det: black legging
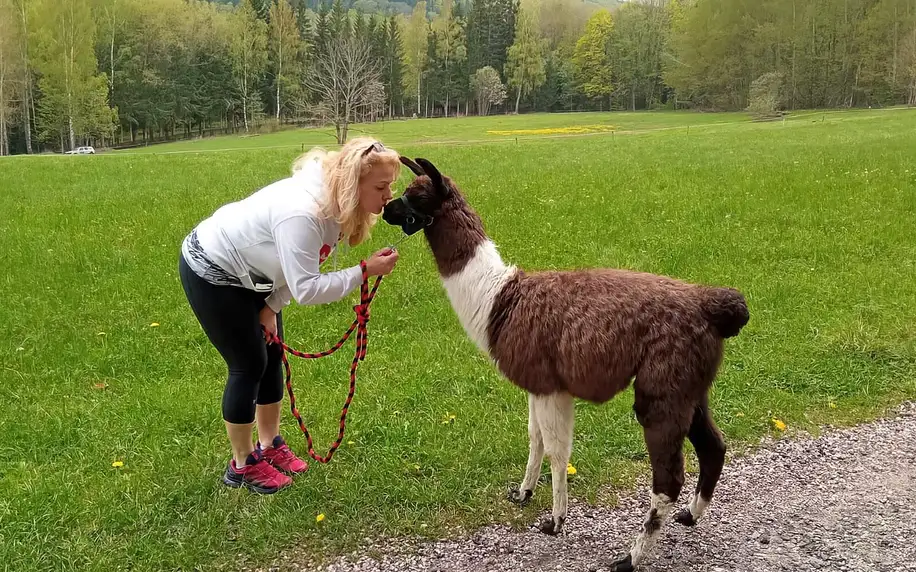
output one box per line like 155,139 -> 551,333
179,253 -> 285,424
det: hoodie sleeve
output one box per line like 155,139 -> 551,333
270,214 -> 362,306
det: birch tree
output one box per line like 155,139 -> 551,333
230,0 -> 268,132
269,0 -> 300,121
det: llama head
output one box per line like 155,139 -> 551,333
382,157 -> 458,235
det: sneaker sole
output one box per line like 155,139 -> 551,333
222,472 -> 289,494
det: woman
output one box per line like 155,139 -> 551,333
178,137 -> 401,494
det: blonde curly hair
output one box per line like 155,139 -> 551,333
291,137 -> 401,246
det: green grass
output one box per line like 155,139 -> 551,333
2,108 -> 915,571
111,109 -> 760,154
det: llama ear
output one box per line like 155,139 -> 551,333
415,158 -> 448,196
399,156 -> 425,177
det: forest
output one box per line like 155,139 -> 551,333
0,0 -> 914,153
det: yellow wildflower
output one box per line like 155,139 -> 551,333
772,418 -> 787,431
316,514 -> 325,523
567,463 -> 577,476
112,461 -> 124,468
486,125 -> 616,137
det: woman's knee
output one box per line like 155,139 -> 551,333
257,353 -> 284,405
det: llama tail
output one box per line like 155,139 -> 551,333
701,287 -> 750,338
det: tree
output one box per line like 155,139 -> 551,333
309,37 -> 382,143
0,0 -> 23,155
313,1 -> 330,59
328,0 -> 350,40
902,27 -> 916,105
432,0 -> 467,116
607,0 -> 670,111
471,65 -> 506,115
364,79 -> 386,122
538,0 -> 593,57
402,1 -> 428,115
230,0 -> 268,131
467,0 -> 519,79
11,0 -> 34,153
746,71 -> 785,116
31,0 -> 115,150
250,0 -> 270,22
572,9 -> 613,106
505,0 -> 547,113
269,0 -> 301,121
385,15 -> 404,117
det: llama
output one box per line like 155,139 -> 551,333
382,157 -> 750,572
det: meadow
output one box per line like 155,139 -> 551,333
1,108 -> 915,571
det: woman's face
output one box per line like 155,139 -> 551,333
358,161 -> 397,215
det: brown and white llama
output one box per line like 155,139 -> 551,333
382,157 -> 750,572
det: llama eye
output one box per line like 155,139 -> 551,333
406,216 -> 416,225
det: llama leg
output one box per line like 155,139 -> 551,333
675,398 -> 726,527
509,393 -> 544,506
610,396 -> 689,572
533,392 -> 574,535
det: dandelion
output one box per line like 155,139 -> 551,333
441,412 -> 456,425
316,514 -> 325,523
567,463 -> 577,476
829,402 -> 837,409
150,322 -> 160,327
772,418 -> 787,431
112,461 -> 124,468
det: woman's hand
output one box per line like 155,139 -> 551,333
365,248 -> 399,277
260,305 -> 278,340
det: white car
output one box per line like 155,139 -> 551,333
65,146 -> 96,154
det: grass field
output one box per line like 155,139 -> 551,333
2,109 -> 915,571
106,108 -> 866,155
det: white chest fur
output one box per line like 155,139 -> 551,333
441,240 -> 515,356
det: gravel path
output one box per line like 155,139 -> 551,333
284,402 -> 916,572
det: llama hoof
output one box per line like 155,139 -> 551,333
537,516 -> 564,535
674,508 -> 697,527
609,553 -> 634,572
507,487 -> 532,506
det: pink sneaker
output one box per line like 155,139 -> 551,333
222,449 -> 292,494
259,435 -> 309,475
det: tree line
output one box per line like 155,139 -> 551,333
0,0 -> 914,155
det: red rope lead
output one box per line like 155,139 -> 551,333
263,260 -> 382,464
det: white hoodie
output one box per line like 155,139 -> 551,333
181,156 -> 362,312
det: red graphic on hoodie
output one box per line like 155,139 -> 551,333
319,244 -> 331,264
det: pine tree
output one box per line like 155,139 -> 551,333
314,1 -> 330,59
386,15 -> 404,117
329,0 -> 350,41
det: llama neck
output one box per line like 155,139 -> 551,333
426,199 -> 515,355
